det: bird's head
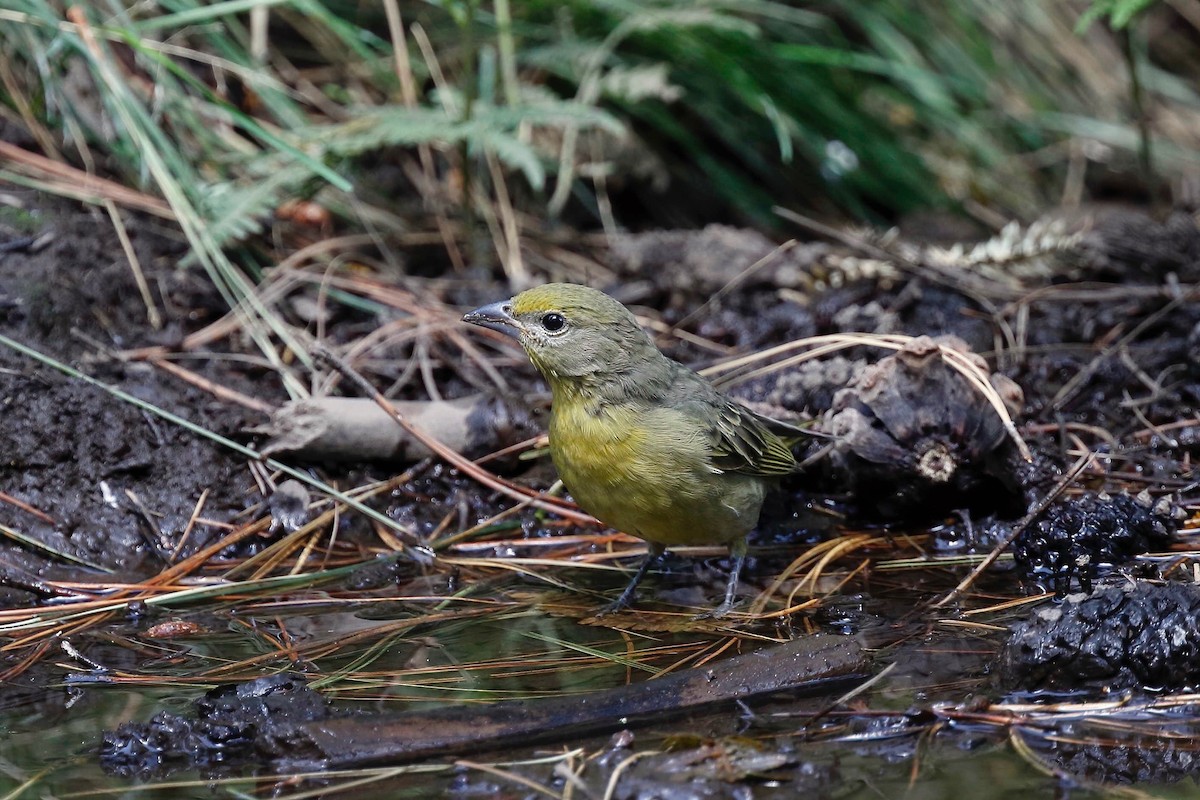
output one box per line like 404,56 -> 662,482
463,283 -> 661,383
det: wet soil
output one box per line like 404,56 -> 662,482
0,198 -> 264,586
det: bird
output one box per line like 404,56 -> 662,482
463,283 -> 807,616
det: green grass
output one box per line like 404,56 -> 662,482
2,0 -> 1198,243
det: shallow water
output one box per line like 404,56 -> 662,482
4,595 -> 1199,800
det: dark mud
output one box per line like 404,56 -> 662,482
0,198 -> 273,584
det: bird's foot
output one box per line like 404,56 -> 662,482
594,585 -> 641,617
692,599 -> 738,620
694,541 -> 747,621
593,596 -> 632,618
593,546 -> 663,617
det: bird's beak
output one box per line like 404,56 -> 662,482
462,299 -> 521,339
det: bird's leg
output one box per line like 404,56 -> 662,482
597,543 -> 666,616
696,536 -> 748,620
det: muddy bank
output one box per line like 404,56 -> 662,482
0,199 -> 265,588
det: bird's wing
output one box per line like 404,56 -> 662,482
750,411 -> 819,445
705,399 -> 798,477
662,361 -> 801,477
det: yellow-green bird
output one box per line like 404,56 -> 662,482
464,283 -> 806,616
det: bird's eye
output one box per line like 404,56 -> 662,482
542,312 -> 567,333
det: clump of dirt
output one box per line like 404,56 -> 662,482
820,335 -> 1025,518
1077,208 -> 1200,281
607,224 -> 835,297
2,202 -> 206,354
99,675 -> 333,779
1020,720 -> 1200,788
1013,492 -> 1184,593
1002,582 -> 1200,691
388,462 -> 514,541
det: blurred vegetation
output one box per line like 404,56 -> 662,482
2,0 -> 1200,247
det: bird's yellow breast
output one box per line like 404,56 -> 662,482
548,396 -> 649,511
547,392 -> 762,547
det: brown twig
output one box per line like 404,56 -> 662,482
170,488 -> 210,563
313,344 -> 596,526
104,199 -> 162,329
0,141 -> 173,219
148,357 -> 274,413
0,492 -> 55,525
